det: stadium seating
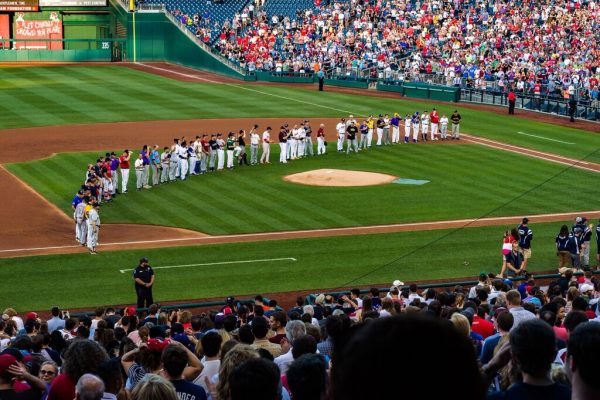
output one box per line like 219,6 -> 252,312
261,0 -> 318,19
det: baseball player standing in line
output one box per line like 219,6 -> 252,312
119,150 -> 131,194
297,123 -> 306,158
110,152 -> 119,194
366,115 -> 374,148
440,114 -> 449,140
250,126 -> 260,165
135,154 -> 145,190
216,134 -> 225,171
346,121 -> 359,154
421,111 -> 430,142
390,113 -> 400,144
226,132 -> 236,169
336,118 -> 346,152
73,193 -> 87,246
278,126 -> 288,163
596,221 -> 600,267
376,114 -> 384,146
383,114 -> 391,145
290,124 -> 299,160
140,145 -> 151,188
200,134 -> 210,173
451,110 -> 462,139
430,108 -> 440,140
86,203 -> 100,254
188,138 -> 199,176
74,196 -> 90,246
236,130 -> 249,166
169,143 -> 179,180
170,138 -> 181,177
412,112 -> 420,143
151,145 -> 161,185
285,124 -> 293,160
208,134 -> 218,171
160,147 -> 170,183
316,124 -> 326,155
304,121 -> 314,156
179,141 -> 190,180
260,127 -> 271,164
404,114 -> 411,143
359,120 -> 368,149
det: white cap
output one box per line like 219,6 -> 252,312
393,280 -> 404,287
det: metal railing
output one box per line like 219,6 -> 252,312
461,88 -> 600,123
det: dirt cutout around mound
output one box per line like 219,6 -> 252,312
284,169 -> 397,187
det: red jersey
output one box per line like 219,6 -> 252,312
317,128 -> 325,137
119,155 -> 130,169
430,111 -> 439,124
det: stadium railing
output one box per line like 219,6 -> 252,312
69,270 -> 599,318
461,88 -> 600,122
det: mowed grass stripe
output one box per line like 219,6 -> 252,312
72,67 -> 199,118
11,68 -> 101,124
223,171 -> 327,230
40,68 -> 138,122
0,80 -> 67,127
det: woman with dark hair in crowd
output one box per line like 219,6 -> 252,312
47,340 -> 109,400
122,339 -> 169,391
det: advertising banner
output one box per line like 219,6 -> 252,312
14,11 -> 63,50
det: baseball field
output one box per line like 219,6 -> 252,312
0,63 -> 598,310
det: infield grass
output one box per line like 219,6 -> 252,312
0,65 -> 599,163
0,220 -> 579,310
6,143 -> 599,234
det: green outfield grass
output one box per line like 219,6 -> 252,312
0,66 -> 599,163
0,221 -> 579,310
6,143 -> 598,234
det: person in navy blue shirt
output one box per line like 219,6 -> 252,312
71,190 -> 83,211
161,343 -> 206,400
517,217 -> 533,272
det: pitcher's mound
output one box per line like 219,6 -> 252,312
283,169 -> 397,187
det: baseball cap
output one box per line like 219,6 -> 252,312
125,306 -> 136,316
25,312 -> 38,321
139,257 -> 149,263
580,283 -> 594,293
575,216 -> 583,224
0,354 -> 17,374
223,306 -> 233,315
522,217 -> 529,224
393,279 -> 404,287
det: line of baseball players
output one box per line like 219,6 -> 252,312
334,110 -> 463,153
69,111 -> 465,254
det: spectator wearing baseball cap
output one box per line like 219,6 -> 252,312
0,352 -> 46,399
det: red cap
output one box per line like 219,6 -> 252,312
26,312 -> 38,320
0,354 -> 17,374
223,306 -> 232,315
125,306 -> 136,316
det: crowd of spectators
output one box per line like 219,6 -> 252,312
1,271 -> 600,399
168,0 -> 600,105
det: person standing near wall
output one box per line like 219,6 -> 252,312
507,90 -> 516,115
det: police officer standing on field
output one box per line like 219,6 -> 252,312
134,257 -> 155,309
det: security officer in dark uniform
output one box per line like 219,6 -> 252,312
568,97 -> 577,122
133,257 -> 154,309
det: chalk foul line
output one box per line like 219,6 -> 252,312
517,131 -> 575,145
118,257 -> 297,273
